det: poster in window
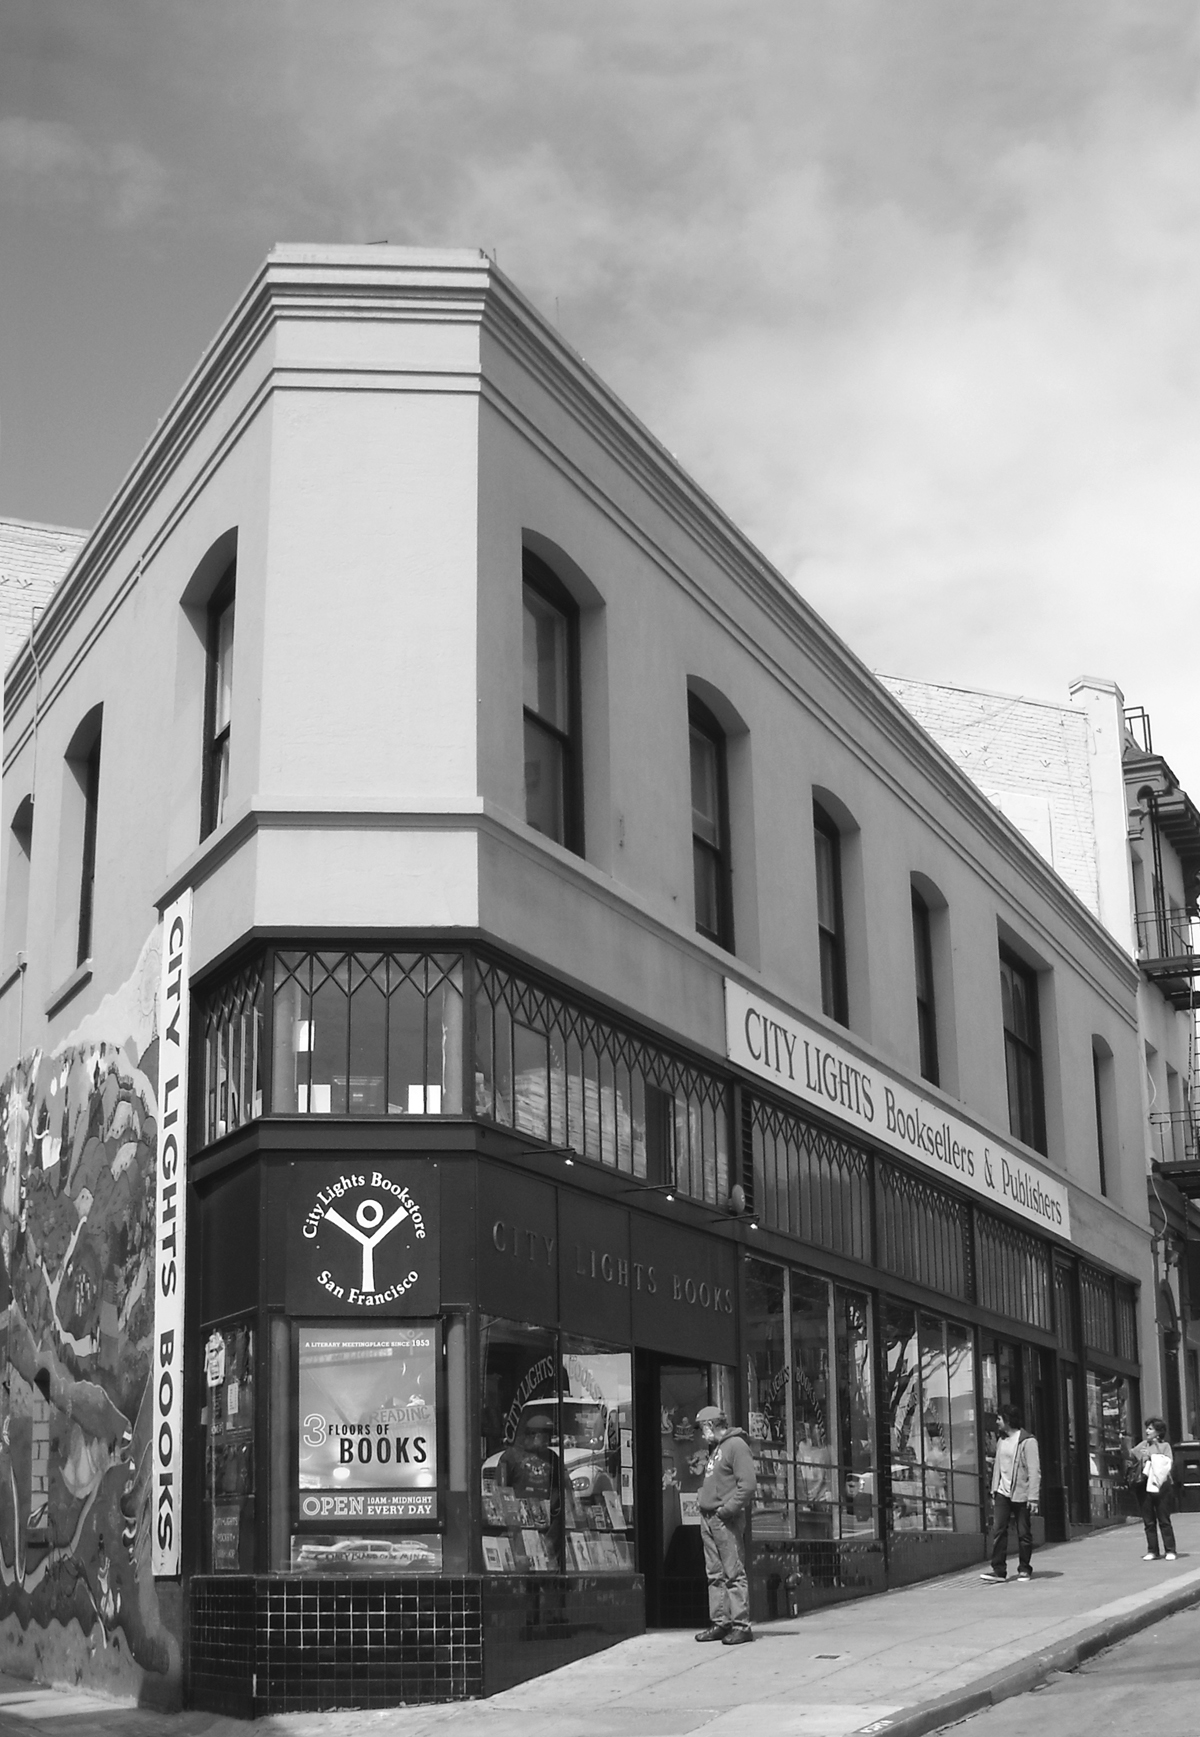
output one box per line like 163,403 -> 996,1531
298,1324 -> 438,1523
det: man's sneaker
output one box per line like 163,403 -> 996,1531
979,1569 -> 1007,1581
1165,1552 -> 1178,1561
722,1627 -> 754,1645
1017,1570 -> 1033,1581
1142,1552 -> 1160,1561
695,1625 -> 731,1642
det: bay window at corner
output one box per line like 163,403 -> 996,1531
195,944 -> 731,1210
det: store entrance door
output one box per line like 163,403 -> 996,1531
635,1351 -> 713,1628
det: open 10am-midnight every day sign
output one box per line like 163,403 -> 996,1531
724,979 -> 1072,1239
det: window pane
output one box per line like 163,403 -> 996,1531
348,959 -> 387,1114
272,962 -> 310,1113
514,1020 -> 549,1139
523,587 -> 568,730
309,958 -> 349,1115
561,1339 -> 634,1570
814,826 -> 838,933
481,1318 -> 562,1573
744,1259 -> 792,1538
947,1321 -> 979,1532
214,599 -> 235,733
793,1272 -> 835,1540
885,1302 -> 923,1531
693,840 -> 720,938
836,1288 -> 876,1538
387,965 -> 427,1114
431,960 -> 464,1115
689,728 -> 719,846
212,737 -> 231,832
525,717 -> 565,842
918,1316 -> 952,1530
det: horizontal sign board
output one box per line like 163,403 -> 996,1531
725,979 -> 1071,1238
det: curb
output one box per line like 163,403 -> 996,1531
859,1574 -> 1200,1737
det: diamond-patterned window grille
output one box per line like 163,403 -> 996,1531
877,1161 -> 969,1299
1053,1260 -> 1077,1353
975,1210 -> 1051,1331
200,957 -> 266,1146
473,958 -> 730,1207
747,1096 -> 870,1260
1115,1283 -> 1138,1364
270,950 -> 464,1119
1080,1263 -> 1116,1355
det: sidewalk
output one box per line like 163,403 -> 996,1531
2,1515 -> 1199,1737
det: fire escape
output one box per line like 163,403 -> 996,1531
1126,706 -> 1200,1194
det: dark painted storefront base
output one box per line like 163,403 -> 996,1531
750,1531 -> 989,1622
187,1573 -> 645,1716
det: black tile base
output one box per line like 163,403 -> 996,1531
186,1573 -> 644,1715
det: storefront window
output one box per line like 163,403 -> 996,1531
561,1338 -> 634,1571
1086,1369 -> 1136,1523
292,1323 -> 441,1572
202,1320 -> 254,1572
746,1260 -> 878,1543
480,1319 -> 634,1573
745,1259 -> 791,1537
792,1273 -> 835,1539
885,1301 -> 979,1535
836,1287 -> 876,1538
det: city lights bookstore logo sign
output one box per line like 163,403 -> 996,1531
296,1167 -> 434,1311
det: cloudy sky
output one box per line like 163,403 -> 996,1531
3,2 -> 1199,792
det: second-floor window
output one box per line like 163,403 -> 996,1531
813,803 -> 847,1025
202,569 -> 235,839
1000,946 -> 1045,1153
522,555 -> 580,852
912,890 -> 938,1085
76,734 -> 101,966
689,695 -> 732,949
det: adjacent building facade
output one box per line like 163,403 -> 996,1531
883,675 -> 1200,1455
0,248 -> 1157,1714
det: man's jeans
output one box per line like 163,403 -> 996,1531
700,1510 -> 749,1630
989,1493 -> 1033,1576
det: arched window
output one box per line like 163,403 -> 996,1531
813,801 -> 847,1025
201,562 -> 236,839
689,694 -> 732,949
911,887 -> 939,1085
522,551 -> 581,854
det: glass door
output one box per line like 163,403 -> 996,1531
636,1353 -> 731,1627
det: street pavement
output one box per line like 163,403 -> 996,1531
942,1600 -> 1200,1737
0,1514 -> 1197,1737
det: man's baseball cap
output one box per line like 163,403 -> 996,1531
523,1414 -> 553,1432
696,1406 -> 726,1423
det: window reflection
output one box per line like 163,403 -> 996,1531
746,1259 -> 879,1542
479,1319 -> 634,1573
270,951 -> 463,1120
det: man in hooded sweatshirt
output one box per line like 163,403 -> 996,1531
694,1404 -> 757,1644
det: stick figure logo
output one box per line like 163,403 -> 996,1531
323,1197 -> 410,1294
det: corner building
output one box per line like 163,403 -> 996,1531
0,248 -> 1155,1715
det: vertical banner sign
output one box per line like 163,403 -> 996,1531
152,890 -> 192,1577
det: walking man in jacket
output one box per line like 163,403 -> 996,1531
980,1403 -> 1041,1583
694,1404 -> 757,1644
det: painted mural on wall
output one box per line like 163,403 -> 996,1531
0,931 -> 176,1690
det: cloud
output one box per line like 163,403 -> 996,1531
0,117 -> 168,228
